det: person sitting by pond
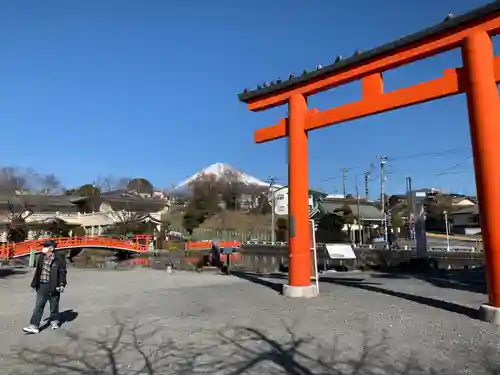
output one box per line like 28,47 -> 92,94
210,241 -> 221,268
23,240 -> 67,334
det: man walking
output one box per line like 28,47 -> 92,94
23,240 -> 67,334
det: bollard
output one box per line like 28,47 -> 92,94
165,261 -> 173,274
148,241 -> 155,253
28,248 -> 36,268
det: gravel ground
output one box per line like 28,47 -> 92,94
0,268 -> 499,374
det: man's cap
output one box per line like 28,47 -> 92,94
41,240 -> 57,249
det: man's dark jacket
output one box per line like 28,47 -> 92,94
30,253 -> 67,293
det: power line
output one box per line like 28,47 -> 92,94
379,151 -> 473,183
435,155 -> 473,176
388,148 -> 468,162
321,165 -> 362,182
349,148 -> 464,186
321,149 -> 464,183
317,148 -> 470,196
321,175 -> 340,182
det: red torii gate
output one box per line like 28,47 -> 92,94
238,2 -> 500,324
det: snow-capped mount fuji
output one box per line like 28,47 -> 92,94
171,162 -> 280,195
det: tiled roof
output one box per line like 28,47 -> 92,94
100,192 -> 167,212
322,198 -> 383,220
0,194 -> 79,211
452,205 -> 479,215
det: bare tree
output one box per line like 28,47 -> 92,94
219,170 -> 245,211
96,175 -> 131,193
246,185 -> 271,213
0,167 -> 66,244
38,173 -> 63,195
0,167 -> 64,195
0,167 -> 38,243
182,173 -> 223,234
103,203 -> 149,238
0,167 -> 29,193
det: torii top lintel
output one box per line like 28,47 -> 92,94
237,1 -> 500,117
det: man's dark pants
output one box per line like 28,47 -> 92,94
30,282 -> 60,327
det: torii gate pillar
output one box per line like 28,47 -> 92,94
462,31 -> 500,324
283,94 -> 318,298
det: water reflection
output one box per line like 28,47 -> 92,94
68,250 -> 212,271
66,250 -> 243,271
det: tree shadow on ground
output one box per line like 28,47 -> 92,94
231,271 -> 285,294
0,267 -> 29,279
9,313 -> 500,374
232,272 -> 479,320
231,271 -> 383,293
370,268 -> 487,294
319,277 -> 480,320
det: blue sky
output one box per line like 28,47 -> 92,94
0,0 -> 495,196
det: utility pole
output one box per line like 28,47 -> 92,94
406,176 -> 414,242
342,168 -> 348,197
378,156 -> 388,249
364,172 -> 370,199
355,176 -> 363,245
268,176 -> 277,245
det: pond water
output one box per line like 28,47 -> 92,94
10,249 -> 243,271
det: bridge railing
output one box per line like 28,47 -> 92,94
0,236 -> 149,258
185,240 -> 241,251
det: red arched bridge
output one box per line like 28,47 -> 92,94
0,235 -> 152,259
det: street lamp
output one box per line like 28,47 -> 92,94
443,210 -> 451,252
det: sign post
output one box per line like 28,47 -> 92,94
310,219 -> 319,294
413,191 -> 428,258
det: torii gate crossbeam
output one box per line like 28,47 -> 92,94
238,1 -> 500,324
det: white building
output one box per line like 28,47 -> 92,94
0,190 -> 169,242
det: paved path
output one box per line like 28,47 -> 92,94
0,268 -> 499,374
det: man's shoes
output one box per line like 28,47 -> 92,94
22,325 -> 40,334
50,321 -> 60,330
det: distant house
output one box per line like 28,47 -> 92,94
414,190 -> 477,206
449,205 -> 481,235
389,191 -> 476,215
322,197 -> 383,222
0,190 -> 169,243
450,196 -> 476,207
98,190 -> 168,213
322,197 -> 384,243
